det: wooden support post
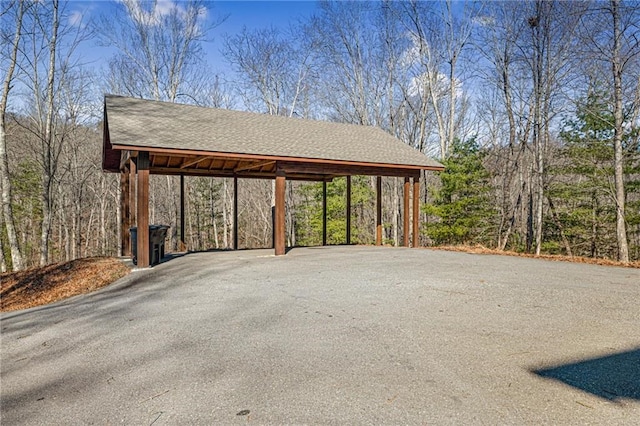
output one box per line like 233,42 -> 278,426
136,152 -> 150,267
403,177 -> 410,247
274,173 -> 286,255
413,177 -> 420,248
180,174 -> 186,251
233,176 -> 238,250
376,176 -> 382,246
129,159 -> 137,230
322,181 -> 327,246
346,175 -> 351,245
120,169 -> 130,256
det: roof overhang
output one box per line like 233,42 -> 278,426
102,95 -> 444,181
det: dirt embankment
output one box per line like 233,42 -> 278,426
1,257 -> 130,312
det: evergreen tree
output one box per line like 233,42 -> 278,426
424,138 -> 494,246
549,91 -> 640,259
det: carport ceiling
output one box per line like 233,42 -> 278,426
102,95 -> 443,181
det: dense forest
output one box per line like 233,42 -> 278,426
1,0 -> 639,272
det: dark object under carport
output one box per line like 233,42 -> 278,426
130,225 -> 169,266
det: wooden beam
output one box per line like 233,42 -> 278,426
234,160 -> 275,173
403,177 -> 410,247
120,169 -> 130,256
149,167 -> 332,181
279,161 -> 422,179
275,174 -> 286,255
376,176 -> 382,246
233,176 -> 238,250
346,175 -> 351,245
180,155 -> 212,169
413,178 -> 420,248
112,144 -> 445,172
180,174 -> 186,251
322,181 -> 327,246
136,152 -> 150,267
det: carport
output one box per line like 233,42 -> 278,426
102,95 -> 444,267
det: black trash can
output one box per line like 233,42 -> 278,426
130,225 -> 170,266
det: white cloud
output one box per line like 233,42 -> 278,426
408,71 -> 464,100
121,0 -> 206,27
154,0 -> 177,17
473,15 -> 495,27
121,0 -> 175,26
68,10 -> 84,28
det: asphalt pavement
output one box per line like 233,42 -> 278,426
1,246 -> 639,425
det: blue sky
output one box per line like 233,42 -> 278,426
70,0 -> 319,74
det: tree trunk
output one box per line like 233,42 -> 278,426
611,0 -> 630,262
0,224 -> 6,272
531,2 -> 545,256
39,0 -> 59,266
0,0 -> 26,271
222,179 -> 229,248
547,195 -> 572,257
100,184 -> 107,255
287,183 -> 296,247
210,178 -> 219,249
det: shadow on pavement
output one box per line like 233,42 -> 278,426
532,348 -> 640,401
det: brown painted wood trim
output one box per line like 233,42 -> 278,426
322,181 -> 327,246
376,176 -> 382,246
149,167 -> 333,182
111,144 -> 444,171
404,177 -> 410,247
129,160 -> 137,229
274,175 -> 286,255
234,160 -> 275,173
233,177 -> 238,250
278,161 -> 424,178
120,170 -> 130,256
180,155 -> 213,169
346,176 -> 351,245
413,178 -> 420,248
180,174 -> 186,251
137,152 -> 150,267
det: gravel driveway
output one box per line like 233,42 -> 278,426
1,246 -> 639,424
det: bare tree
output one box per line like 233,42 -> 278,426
0,0 -> 27,271
223,25 -> 313,116
398,0 -> 476,159
609,0 -> 635,262
575,0 -> 640,262
474,1 -> 532,251
308,1 -> 383,126
99,0 -> 222,102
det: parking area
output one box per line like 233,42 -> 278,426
1,246 -> 638,424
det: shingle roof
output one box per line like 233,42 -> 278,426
104,95 -> 443,171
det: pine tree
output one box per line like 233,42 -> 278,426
424,138 -> 494,246
549,91 -> 640,259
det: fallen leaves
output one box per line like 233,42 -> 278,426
1,257 -> 130,312
429,245 -> 640,268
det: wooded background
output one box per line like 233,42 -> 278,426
2,0 -> 639,272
